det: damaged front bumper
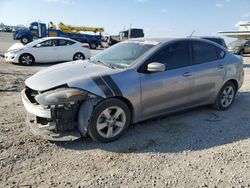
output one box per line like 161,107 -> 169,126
21,89 -> 82,141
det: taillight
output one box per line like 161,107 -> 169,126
82,44 -> 90,49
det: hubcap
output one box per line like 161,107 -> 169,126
21,55 -> 32,65
22,38 -> 28,43
221,86 -> 234,108
96,106 -> 126,138
75,54 -> 83,60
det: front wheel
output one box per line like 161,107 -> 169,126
20,36 -> 30,44
213,81 -> 236,111
87,99 -> 131,142
18,54 -> 35,66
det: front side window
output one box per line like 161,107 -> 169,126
192,41 -> 218,64
148,41 -> 191,70
36,40 -> 56,47
30,25 -> 38,30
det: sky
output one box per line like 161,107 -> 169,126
0,0 -> 250,42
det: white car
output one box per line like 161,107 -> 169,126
5,37 -> 91,65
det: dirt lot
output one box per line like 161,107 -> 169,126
0,32 -> 250,188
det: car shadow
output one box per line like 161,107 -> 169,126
56,91 -> 250,153
13,61 -> 63,68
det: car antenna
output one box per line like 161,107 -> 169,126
189,30 -> 195,38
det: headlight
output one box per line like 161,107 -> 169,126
8,49 -> 23,53
35,88 -> 87,105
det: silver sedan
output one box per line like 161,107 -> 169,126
21,38 -> 244,142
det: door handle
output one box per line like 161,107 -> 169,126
218,65 -> 224,69
183,72 -> 192,77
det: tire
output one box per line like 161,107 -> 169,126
20,36 -> 30,44
87,98 -> 131,143
239,50 -> 244,56
18,53 -> 35,66
73,53 -> 85,60
90,42 -> 97,49
213,81 -> 236,111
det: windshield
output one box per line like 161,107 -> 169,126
229,40 -> 246,47
25,38 -> 46,47
90,41 -> 157,68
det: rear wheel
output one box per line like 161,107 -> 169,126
87,99 -> 131,142
213,81 -> 236,111
73,53 -> 85,60
19,54 -> 34,66
90,42 -> 97,49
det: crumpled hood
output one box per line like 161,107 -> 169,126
8,43 -> 24,51
25,60 -> 117,97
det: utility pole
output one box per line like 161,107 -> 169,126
128,24 -> 131,39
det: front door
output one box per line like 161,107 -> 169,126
140,41 -> 193,119
31,39 -> 59,62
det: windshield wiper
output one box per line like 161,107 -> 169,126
90,59 -> 116,69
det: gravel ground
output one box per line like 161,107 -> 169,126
0,32 -> 250,188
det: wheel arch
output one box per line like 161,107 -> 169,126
73,52 -> 85,60
77,96 -> 134,137
111,96 -> 135,124
226,79 -> 238,91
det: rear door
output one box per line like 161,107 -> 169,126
188,41 -> 226,104
56,39 -> 76,61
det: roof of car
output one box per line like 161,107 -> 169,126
193,36 -> 224,39
128,37 -> 224,44
129,37 -> 174,43
128,37 -> 227,49
41,36 -> 78,41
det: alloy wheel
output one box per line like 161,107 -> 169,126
96,106 -> 126,138
21,54 -> 33,65
74,53 -> 84,60
220,86 -> 235,108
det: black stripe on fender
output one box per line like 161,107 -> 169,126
102,75 -> 123,96
92,77 -> 114,97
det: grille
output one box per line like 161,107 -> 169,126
25,87 -> 39,104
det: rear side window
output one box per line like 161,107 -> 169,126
192,41 -> 219,65
217,48 -> 226,59
57,39 -> 75,46
148,41 -> 191,70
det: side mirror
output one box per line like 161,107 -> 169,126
147,62 -> 165,72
